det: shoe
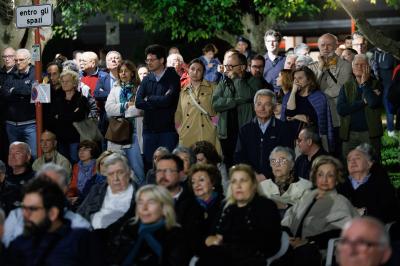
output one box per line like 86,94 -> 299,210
388,131 -> 396,137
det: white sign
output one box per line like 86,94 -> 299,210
31,82 -> 51,103
16,4 -> 53,28
31,44 -> 41,62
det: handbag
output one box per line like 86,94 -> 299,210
105,117 -> 132,144
73,118 -> 103,142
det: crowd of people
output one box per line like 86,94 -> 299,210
0,28 -> 399,266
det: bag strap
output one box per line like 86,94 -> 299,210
326,69 -> 338,84
187,85 -> 211,117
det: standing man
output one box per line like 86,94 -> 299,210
136,44 -> 180,171
213,52 -> 264,168
0,47 -> 16,162
337,217 -> 392,266
234,89 -> 292,181
236,36 -> 256,61
249,54 -> 274,91
80,51 -> 107,96
1,49 -> 37,158
308,33 -> 352,158
337,54 -> 383,159
263,29 -> 285,93
94,51 -> 122,148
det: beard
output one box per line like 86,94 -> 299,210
23,216 -> 52,238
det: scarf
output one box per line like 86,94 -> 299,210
122,219 -> 166,266
119,82 -> 136,114
196,191 -> 219,210
77,159 -> 96,193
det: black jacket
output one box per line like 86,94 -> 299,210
0,179 -> 21,215
135,67 -> 180,133
1,66 -> 35,122
234,117 -> 293,178
108,222 -> 190,266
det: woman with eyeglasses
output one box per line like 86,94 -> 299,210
175,59 -> 221,155
260,146 -> 312,215
281,155 -> 358,266
198,164 -> 281,266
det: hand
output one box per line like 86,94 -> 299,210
357,207 -> 366,216
292,83 -> 301,93
217,64 -> 224,73
373,89 -> 381,96
68,197 -> 79,205
208,63 -> 214,68
127,101 -> 135,107
361,64 -> 371,84
256,173 -> 267,182
205,235 -> 223,247
275,201 -> 288,210
289,237 -> 308,249
287,114 -> 308,123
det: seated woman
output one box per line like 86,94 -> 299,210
260,146 -> 312,214
108,185 -> 190,266
187,164 -> 224,257
281,155 -> 358,265
77,153 -> 136,229
191,140 -> 228,192
198,164 -> 281,266
281,66 -> 333,151
337,143 -> 400,223
67,140 -> 98,207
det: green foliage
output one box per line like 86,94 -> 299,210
381,131 -> 400,171
56,0 -> 323,41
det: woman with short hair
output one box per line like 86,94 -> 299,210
198,164 -> 281,266
108,185 -> 190,266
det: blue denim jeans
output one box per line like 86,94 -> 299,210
143,131 -> 178,170
123,134 -> 145,186
58,142 -> 79,164
6,122 -> 37,159
383,83 -> 395,131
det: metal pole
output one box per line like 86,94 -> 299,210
34,0 -> 43,157
351,19 -> 356,34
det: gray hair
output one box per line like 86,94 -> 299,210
106,50 -> 122,60
294,43 -> 310,56
269,146 -> 296,168
173,146 -> 196,166
296,55 -> 314,67
60,69 -> 80,87
155,146 -> 170,155
9,141 -> 31,157
82,51 -> 99,65
300,127 -> 321,145
0,160 -> 6,174
16,48 -> 31,60
103,153 -> 134,180
318,33 -> 338,45
342,216 -> 390,247
352,31 -> 365,40
166,53 -> 184,67
35,163 -> 69,188
253,89 -> 276,105
353,143 -> 375,162
264,29 -> 282,43
352,54 -> 368,66
62,60 -> 79,73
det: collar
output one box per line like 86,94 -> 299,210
348,174 -> 371,190
82,67 -> 99,77
154,67 -> 167,82
173,186 -> 183,200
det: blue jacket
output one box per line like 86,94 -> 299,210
136,67 -> 180,133
1,66 -> 35,122
199,56 -> 221,83
234,117 -> 293,178
5,220 -> 102,266
93,72 -> 114,135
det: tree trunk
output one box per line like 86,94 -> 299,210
337,0 -> 400,60
0,0 -> 54,59
216,13 -> 276,54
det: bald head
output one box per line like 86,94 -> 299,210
80,51 -> 98,73
318,33 -> 338,58
337,217 -> 392,266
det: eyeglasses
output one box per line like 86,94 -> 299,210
20,204 -> 44,213
2,55 -> 15,59
251,65 -> 263,69
16,58 -> 28,62
145,58 -> 159,63
337,238 -> 384,251
224,64 -> 242,70
155,168 -> 178,175
270,158 -> 288,166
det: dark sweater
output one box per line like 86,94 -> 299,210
294,148 -> 328,180
135,67 -> 180,133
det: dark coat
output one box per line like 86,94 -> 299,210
0,179 -> 21,215
135,67 -> 180,133
5,167 -> 35,191
234,117 -> 293,178
198,194 -> 281,266
108,222 -> 190,266
1,66 -> 35,122
5,220 -> 103,266
94,72 -> 113,135
337,169 -> 400,223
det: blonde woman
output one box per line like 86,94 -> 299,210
199,164 -> 281,266
175,58 -> 221,155
108,185 -> 190,266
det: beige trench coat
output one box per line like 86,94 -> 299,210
175,80 -> 221,155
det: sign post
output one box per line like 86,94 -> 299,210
16,2 -> 53,157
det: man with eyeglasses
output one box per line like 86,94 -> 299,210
136,45 -> 180,172
213,52 -> 265,169
337,217 -> 392,266
4,178 -> 100,265
0,47 -> 16,88
79,51 -> 107,96
234,89 -> 292,181
1,49 -> 37,158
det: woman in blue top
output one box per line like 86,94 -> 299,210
281,66 -> 334,152
199,43 -> 221,83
